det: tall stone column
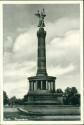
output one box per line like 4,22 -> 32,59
28,9 -> 56,98
37,28 -> 47,76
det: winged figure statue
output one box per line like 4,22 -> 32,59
35,8 -> 46,27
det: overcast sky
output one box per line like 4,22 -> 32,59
3,4 -> 80,98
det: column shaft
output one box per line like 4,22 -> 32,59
37,28 -> 47,76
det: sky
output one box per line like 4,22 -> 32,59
3,4 -> 80,98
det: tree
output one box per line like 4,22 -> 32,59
64,87 -> 71,96
16,98 -> 23,105
3,91 -> 9,105
68,94 -> 80,105
63,87 -> 80,105
23,94 -> 28,102
71,87 -> 77,96
56,88 -> 63,93
9,96 -> 17,106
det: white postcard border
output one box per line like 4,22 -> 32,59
0,0 -> 83,124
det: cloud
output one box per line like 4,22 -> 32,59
3,36 -> 13,52
48,64 -> 74,76
12,26 -> 37,63
47,29 -> 80,68
46,17 -> 80,42
56,73 -> 80,92
4,79 -> 28,98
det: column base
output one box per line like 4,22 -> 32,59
36,69 -> 48,76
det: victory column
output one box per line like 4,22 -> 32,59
28,9 -> 62,104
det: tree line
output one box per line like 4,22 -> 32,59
3,87 -> 80,106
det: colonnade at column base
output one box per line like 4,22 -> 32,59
28,75 -> 56,93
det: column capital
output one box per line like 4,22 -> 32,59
37,28 -> 46,38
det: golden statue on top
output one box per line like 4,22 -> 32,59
35,8 -> 46,28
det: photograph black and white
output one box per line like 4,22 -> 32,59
0,0 -> 83,124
